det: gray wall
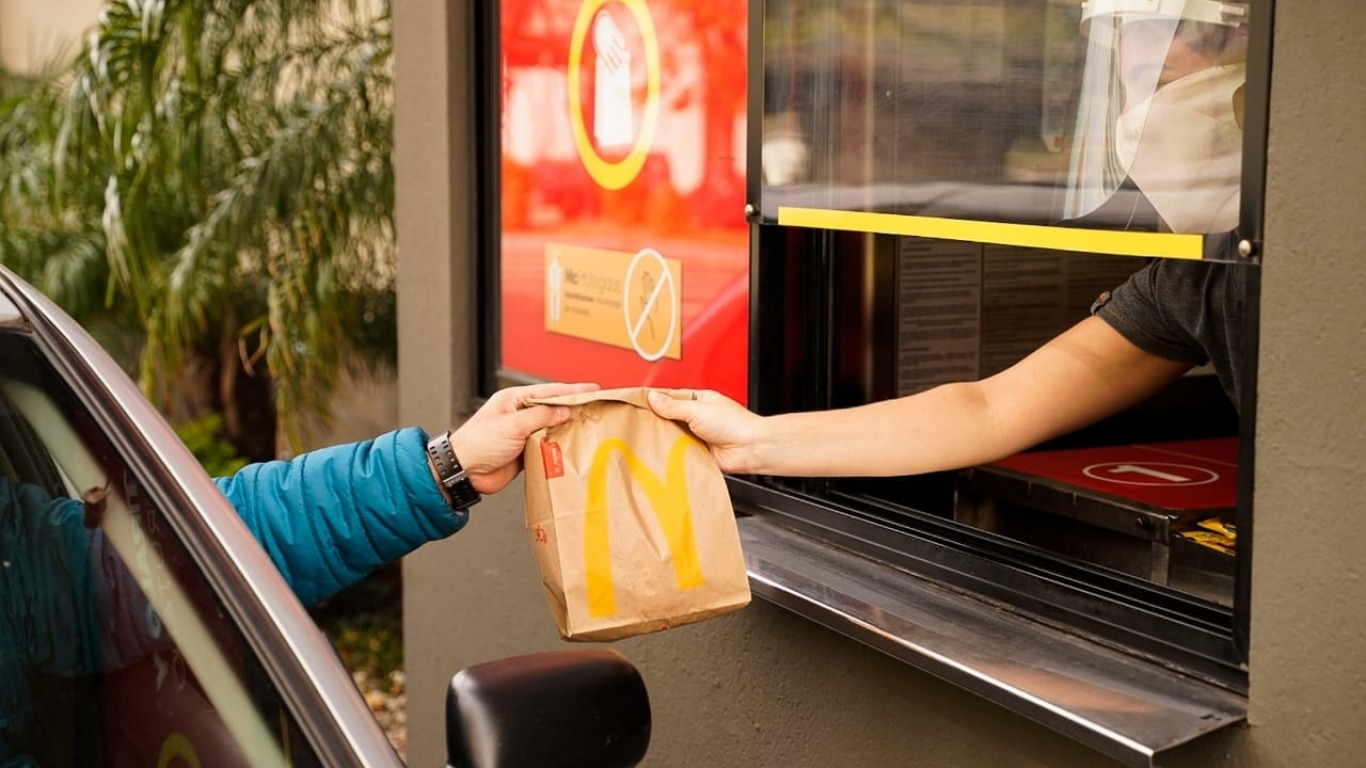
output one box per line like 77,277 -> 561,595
395,2 -> 1366,766
1242,0 -> 1366,761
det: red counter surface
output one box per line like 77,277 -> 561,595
990,437 -> 1239,513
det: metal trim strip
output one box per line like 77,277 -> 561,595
740,513 -> 1246,768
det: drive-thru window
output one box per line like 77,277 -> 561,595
479,1 -> 1269,763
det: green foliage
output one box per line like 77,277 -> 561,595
175,413 -> 250,476
0,0 -> 398,451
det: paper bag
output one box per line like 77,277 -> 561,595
522,387 -> 750,641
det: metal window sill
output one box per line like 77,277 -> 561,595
737,512 -> 1246,768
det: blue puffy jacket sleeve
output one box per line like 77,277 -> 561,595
215,427 -> 467,606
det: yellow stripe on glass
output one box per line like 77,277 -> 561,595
777,206 -> 1204,260
585,435 -> 705,617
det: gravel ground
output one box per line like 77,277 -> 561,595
354,668 -> 408,759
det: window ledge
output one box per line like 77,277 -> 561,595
737,512 -> 1246,768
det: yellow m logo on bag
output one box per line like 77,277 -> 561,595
585,434 -> 705,617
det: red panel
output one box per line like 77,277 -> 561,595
499,0 -> 749,404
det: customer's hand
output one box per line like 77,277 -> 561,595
646,389 -> 764,474
450,382 -> 599,494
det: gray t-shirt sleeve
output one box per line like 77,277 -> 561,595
1091,260 -> 1212,367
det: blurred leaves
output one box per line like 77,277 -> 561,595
175,412 -> 250,476
0,0 -> 398,451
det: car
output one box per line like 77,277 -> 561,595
0,264 -> 651,768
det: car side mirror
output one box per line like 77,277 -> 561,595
445,648 -> 651,768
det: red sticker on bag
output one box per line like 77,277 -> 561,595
541,440 -> 564,479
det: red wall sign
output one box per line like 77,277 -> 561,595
499,0 -> 749,404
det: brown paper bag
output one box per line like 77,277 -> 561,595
521,387 -> 750,641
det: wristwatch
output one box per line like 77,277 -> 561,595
425,431 -> 481,511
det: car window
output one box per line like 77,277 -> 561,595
0,335 -> 326,767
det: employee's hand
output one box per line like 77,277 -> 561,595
450,382 -> 599,494
646,389 -> 764,474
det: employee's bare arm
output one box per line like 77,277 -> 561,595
648,316 -> 1191,478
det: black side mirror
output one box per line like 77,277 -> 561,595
445,648 -> 650,768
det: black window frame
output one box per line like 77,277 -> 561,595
735,0 -> 1274,689
470,0 -> 1271,695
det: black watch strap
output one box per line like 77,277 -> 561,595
425,431 -> 481,511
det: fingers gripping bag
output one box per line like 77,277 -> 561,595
521,387 -> 750,641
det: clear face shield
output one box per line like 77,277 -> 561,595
1062,0 -> 1249,234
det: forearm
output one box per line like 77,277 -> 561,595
743,317 -> 1191,479
219,427 -> 463,606
748,381 -> 1014,477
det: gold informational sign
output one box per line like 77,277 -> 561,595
545,243 -> 682,361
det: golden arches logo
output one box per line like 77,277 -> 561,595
567,0 -> 661,191
158,733 -> 203,768
584,434 -> 704,617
